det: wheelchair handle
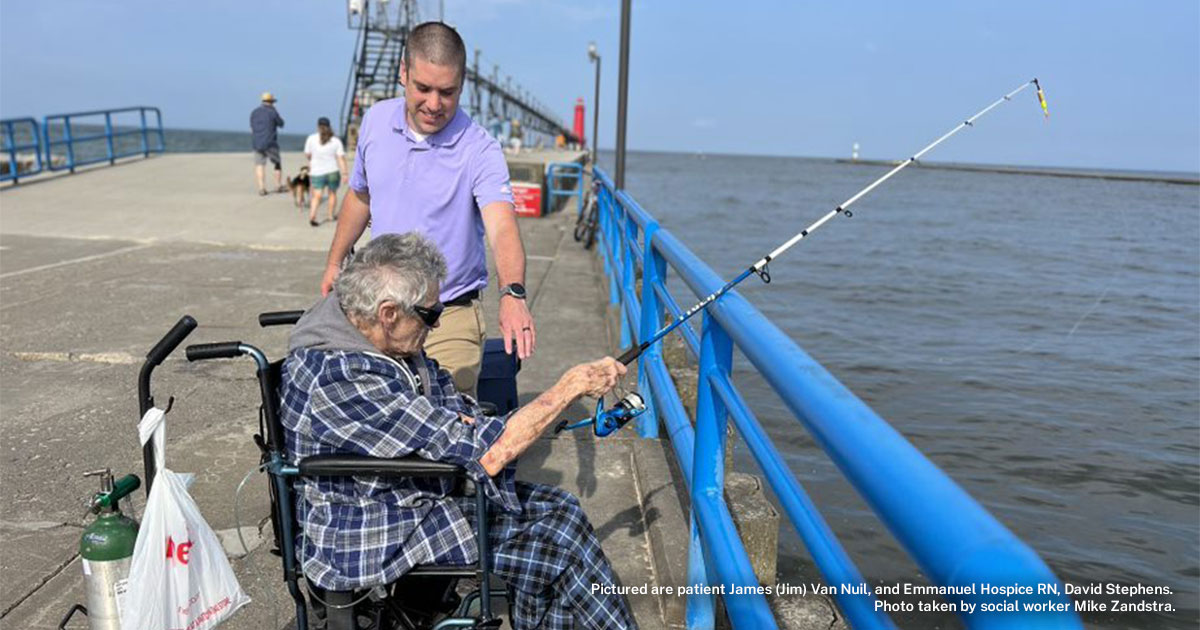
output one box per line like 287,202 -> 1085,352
186,342 -> 244,361
145,315 -> 198,367
140,315 -> 198,497
259,310 -> 304,327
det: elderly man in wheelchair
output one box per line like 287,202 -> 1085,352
280,232 -> 638,630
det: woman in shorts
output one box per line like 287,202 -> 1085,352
303,117 -> 348,227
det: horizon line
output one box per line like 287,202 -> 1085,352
156,123 -> 1200,179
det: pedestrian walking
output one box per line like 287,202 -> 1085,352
250,92 -> 286,196
303,117 -> 347,226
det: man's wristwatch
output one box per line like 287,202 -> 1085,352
499,283 -> 527,300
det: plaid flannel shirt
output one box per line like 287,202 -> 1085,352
280,347 -> 520,591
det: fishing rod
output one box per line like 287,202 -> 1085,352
557,78 -> 1048,436
617,78 -> 1047,365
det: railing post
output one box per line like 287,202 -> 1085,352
687,311 -> 733,628
574,165 -> 584,212
695,312 -> 733,495
597,186 -> 612,276
638,225 -> 663,438
4,122 -> 13,184
32,119 -> 42,176
104,112 -> 115,165
63,116 -> 76,173
600,186 -> 619,306
40,119 -> 50,174
685,513 -> 715,630
619,207 -> 637,349
605,190 -> 620,307
154,108 -> 165,152
140,108 -> 150,157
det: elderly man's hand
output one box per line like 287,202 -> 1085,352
567,357 -> 626,399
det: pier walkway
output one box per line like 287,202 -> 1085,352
0,150 -> 846,630
0,150 -> 678,629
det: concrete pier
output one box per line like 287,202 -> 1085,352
0,151 -> 840,629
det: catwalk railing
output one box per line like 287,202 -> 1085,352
591,166 -> 1081,630
1,117 -> 42,183
2,107 -> 164,183
42,106 -> 164,173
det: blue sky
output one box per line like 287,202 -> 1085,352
2,1 -> 1197,173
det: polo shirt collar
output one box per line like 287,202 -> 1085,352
391,101 -> 469,148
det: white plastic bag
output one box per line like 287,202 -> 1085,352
122,408 -> 250,629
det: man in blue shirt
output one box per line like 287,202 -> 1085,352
250,91 -> 285,196
284,232 -> 637,629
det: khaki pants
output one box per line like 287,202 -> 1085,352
424,300 -> 486,397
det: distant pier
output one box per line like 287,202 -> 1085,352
837,157 -> 1199,185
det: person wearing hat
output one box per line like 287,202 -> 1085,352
250,91 -> 286,196
303,117 -> 348,227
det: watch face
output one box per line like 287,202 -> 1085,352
505,283 -> 527,298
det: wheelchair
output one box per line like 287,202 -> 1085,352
139,312 -> 519,629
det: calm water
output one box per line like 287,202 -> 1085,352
604,151 -> 1199,629
82,130 -> 1199,628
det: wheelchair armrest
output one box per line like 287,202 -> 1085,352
297,454 -> 464,478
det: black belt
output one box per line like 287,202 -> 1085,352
444,289 -> 480,307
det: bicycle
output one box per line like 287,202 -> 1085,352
572,181 -> 600,250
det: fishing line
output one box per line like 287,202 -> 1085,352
557,78 -> 1048,436
614,78 -> 1048,368
1011,177 -> 1132,357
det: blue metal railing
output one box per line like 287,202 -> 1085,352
546,161 -> 584,214
591,166 -> 1081,630
1,118 -> 43,183
42,106 -> 164,173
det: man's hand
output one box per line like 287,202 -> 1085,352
499,295 -> 536,359
566,357 -> 626,399
481,201 -> 533,359
320,190 -> 371,296
321,263 -> 341,297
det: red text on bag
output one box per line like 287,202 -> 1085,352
166,536 -> 193,565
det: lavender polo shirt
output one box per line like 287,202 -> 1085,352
349,98 -> 514,302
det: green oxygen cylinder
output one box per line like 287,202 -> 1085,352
79,469 -> 140,630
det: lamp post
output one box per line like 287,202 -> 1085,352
614,0 -> 631,189
587,42 -> 601,166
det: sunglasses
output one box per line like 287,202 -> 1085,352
411,301 -> 444,328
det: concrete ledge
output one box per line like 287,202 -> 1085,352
632,437 -> 691,628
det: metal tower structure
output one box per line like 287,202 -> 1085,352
339,0 -> 579,151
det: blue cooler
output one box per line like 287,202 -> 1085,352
477,338 -> 521,414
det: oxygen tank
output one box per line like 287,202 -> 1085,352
78,469 -> 140,630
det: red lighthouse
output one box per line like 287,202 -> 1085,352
573,97 -> 586,147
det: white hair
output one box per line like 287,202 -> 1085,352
334,232 -> 447,323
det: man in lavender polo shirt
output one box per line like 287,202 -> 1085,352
320,22 -> 535,396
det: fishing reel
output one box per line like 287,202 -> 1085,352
554,392 -> 647,438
